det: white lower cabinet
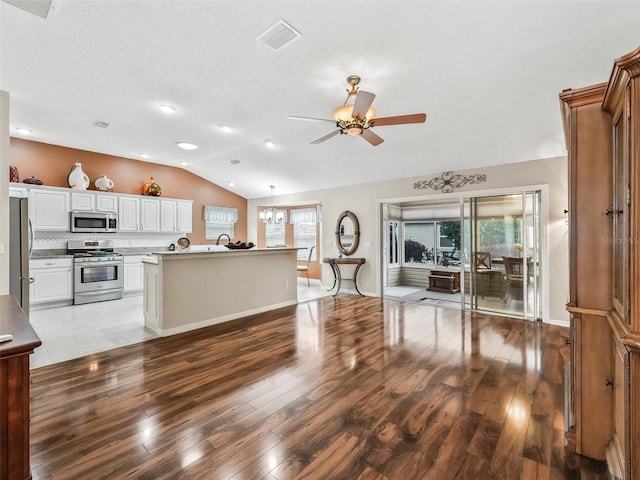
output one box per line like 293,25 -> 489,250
123,255 -> 145,293
30,258 -> 73,304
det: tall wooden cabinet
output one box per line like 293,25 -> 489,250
560,83 -> 613,460
563,45 -> 640,480
601,45 -> 640,480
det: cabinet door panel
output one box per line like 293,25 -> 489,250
118,197 -> 140,231
71,192 -> 95,211
30,189 -> 70,231
96,195 -> 118,213
612,107 -> 630,321
140,198 -> 160,232
160,200 -> 177,233
30,267 -> 73,303
177,201 -> 192,233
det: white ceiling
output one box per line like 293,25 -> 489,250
1,1 -> 639,200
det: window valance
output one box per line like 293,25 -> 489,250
204,205 -> 238,224
289,205 -> 322,224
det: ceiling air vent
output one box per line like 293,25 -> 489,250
257,19 -> 301,52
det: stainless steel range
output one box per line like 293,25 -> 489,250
68,240 -> 124,305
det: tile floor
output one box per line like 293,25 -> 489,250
30,277 -> 332,369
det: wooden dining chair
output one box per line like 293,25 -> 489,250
297,246 -> 315,286
474,251 -> 492,269
502,256 -> 530,305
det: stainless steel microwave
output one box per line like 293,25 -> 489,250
70,211 -> 118,233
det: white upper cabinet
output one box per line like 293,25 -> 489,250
96,194 -> 118,213
71,191 -> 118,213
140,198 -> 160,232
70,191 -> 95,211
177,201 -> 192,233
160,200 -> 178,233
160,199 -> 192,233
118,196 -> 140,231
30,188 -> 70,231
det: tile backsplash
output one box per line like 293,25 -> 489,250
33,231 -> 183,251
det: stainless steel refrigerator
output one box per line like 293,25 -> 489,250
9,197 -> 33,317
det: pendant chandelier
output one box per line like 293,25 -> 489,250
260,185 -> 286,225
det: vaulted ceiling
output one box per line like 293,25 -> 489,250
2,1 -> 639,199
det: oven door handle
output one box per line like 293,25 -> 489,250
75,261 -> 123,267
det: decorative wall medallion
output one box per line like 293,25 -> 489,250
414,171 -> 487,193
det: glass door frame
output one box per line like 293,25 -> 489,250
378,184 -> 550,323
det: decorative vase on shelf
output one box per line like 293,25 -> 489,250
9,165 -> 19,183
67,163 -> 90,190
142,177 -> 162,196
94,175 -> 114,192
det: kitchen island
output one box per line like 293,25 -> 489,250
142,248 -> 299,336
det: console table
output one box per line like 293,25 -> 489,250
427,269 -> 460,294
0,295 -> 41,480
323,257 -> 366,296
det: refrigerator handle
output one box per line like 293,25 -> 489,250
28,217 -> 34,258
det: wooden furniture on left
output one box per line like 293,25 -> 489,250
0,295 -> 42,480
427,269 -> 460,294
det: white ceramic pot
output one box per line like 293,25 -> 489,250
67,163 -> 90,190
95,175 -> 114,191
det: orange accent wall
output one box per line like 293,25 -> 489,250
9,138 -> 247,243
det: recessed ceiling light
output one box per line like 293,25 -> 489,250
15,127 -> 32,135
139,153 -> 152,159
176,142 -> 198,150
219,124 -> 234,133
180,161 -> 188,166
264,140 -> 276,149
227,181 -> 235,187
159,104 -> 176,114
229,159 -> 242,165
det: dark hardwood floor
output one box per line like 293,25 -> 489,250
29,296 -> 607,479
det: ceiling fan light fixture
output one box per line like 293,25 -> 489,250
332,103 -> 376,122
347,126 -> 362,136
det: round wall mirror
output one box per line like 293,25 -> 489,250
335,210 -> 360,256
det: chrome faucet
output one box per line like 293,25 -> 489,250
216,234 -> 231,245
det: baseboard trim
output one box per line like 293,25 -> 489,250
154,300 -> 299,337
606,437 -> 625,480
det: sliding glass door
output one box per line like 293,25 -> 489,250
463,192 -> 543,320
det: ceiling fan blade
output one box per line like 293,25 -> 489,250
351,91 -> 375,119
371,113 -> 427,126
288,115 -> 335,123
361,129 -> 384,146
311,130 -> 340,144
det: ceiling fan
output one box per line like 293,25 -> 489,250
289,75 -> 426,146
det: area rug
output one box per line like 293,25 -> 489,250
383,286 -> 422,298
417,297 -> 462,310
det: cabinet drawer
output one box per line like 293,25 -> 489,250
123,255 -> 146,264
30,258 -> 73,270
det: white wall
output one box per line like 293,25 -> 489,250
248,156 -> 569,324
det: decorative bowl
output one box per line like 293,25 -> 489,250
23,176 -> 43,185
225,242 -> 255,250
176,237 -> 190,250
